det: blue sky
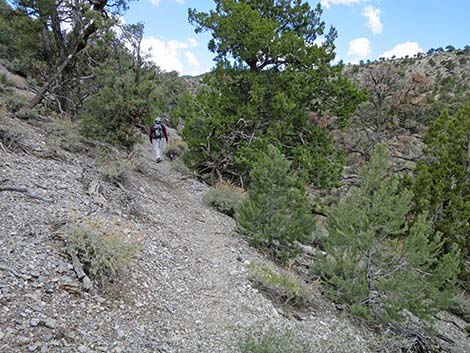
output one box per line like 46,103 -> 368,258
123,0 -> 470,75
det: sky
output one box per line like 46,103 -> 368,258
122,0 -> 470,76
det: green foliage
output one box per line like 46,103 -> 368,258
236,145 -> 315,262
413,104 -> 470,286
153,71 -> 191,127
168,92 -> 195,129
248,262 -> 311,308
15,107 -> 40,120
0,73 -> 15,87
203,180 -> 246,217
448,297 -> 470,322
316,145 -> 460,323
0,0 -> 43,74
0,94 -> 27,113
80,26 -> 159,148
184,0 -> 363,188
170,157 -> 193,176
65,216 -> 141,284
0,117 -> 32,150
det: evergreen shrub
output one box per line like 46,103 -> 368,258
236,145 -> 315,262
1,94 -> 27,113
316,145 -> 460,323
413,104 -> 470,286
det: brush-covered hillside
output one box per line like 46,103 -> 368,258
1,1 -> 469,352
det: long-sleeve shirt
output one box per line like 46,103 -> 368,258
149,124 -> 169,144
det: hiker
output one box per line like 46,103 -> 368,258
149,117 -> 169,162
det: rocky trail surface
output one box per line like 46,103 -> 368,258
0,115 -> 380,353
0,115 -> 468,353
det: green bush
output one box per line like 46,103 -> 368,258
65,216 -> 141,284
170,157 -> 193,176
413,105 -> 470,286
236,145 -> 315,262
0,118 -> 31,149
448,297 -> 470,322
15,107 -> 39,120
0,94 -> 27,112
316,145 -> 460,323
0,72 -> 15,87
203,180 -> 246,217
248,262 -> 311,308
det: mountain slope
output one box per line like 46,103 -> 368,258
0,114 -> 382,352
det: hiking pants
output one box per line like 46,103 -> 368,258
153,138 -> 164,160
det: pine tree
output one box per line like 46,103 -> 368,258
236,145 -> 315,262
317,145 -> 460,322
413,104 -> 470,286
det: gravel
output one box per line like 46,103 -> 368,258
1,116 -> 468,353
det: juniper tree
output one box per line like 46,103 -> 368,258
79,25 -> 159,148
413,104 -> 470,286
15,0 -> 129,114
236,145 -> 315,262
317,144 -> 460,322
184,0 -> 363,187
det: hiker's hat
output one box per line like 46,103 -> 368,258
155,116 -> 162,123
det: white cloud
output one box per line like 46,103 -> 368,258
321,0 -> 364,8
378,41 -> 423,59
149,0 -> 184,6
187,37 -> 198,47
347,37 -> 371,59
141,36 -> 203,75
362,6 -> 383,34
185,51 -> 200,68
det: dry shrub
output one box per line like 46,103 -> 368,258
164,139 -> 187,160
64,216 -> 142,284
0,94 -> 27,113
240,331 -> 312,353
46,118 -> 86,153
170,157 -> 193,176
95,146 -> 136,184
0,72 -> 15,90
203,180 -> 246,217
248,262 -> 312,309
0,117 -> 32,150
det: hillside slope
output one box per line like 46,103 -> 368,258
0,114 -> 384,352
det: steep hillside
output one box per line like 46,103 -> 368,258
345,48 -> 470,123
1,79 -> 469,353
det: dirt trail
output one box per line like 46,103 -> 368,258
0,116 -> 380,352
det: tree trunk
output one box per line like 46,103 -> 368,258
28,54 -> 74,109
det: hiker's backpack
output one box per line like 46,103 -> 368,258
151,122 -> 163,139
